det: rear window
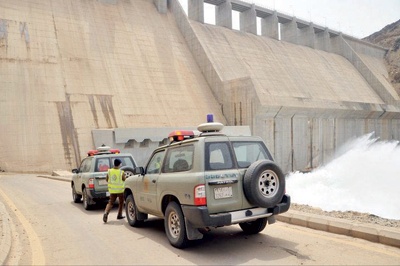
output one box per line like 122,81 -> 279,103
232,141 -> 271,168
205,142 -> 234,170
96,158 -> 110,172
95,156 -> 136,172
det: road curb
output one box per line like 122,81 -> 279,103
277,210 -> 400,248
0,201 -> 12,265
37,175 -> 71,183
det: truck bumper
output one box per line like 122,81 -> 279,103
87,189 -> 109,201
181,194 -> 291,228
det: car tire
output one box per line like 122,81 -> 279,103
164,202 -> 189,249
82,187 -> 92,210
239,218 -> 268,234
121,166 -> 135,178
72,183 -> 82,203
243,160 -> 285,208
126,194 -> 145,227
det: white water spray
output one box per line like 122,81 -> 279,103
286,133 -> 400,220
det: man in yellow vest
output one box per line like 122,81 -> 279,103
103,158 -> 126,223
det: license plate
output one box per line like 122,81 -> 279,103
214,186 -> 232,199
99,179 -> 108,186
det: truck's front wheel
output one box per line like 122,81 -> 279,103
72,183 -> 81,203
126,194 -> 144,227
165,202 -> 189,249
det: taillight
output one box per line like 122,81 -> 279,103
88,178 -> 94,189
194,184 -> 206,206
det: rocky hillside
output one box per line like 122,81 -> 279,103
363,19 -> 400,96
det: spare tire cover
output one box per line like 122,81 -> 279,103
243,160 -> 285,208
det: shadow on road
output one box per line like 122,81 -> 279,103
70,199 -> 303,264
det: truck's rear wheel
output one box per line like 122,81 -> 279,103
165,202 -> 189,249
82,187 -> 92,210
239,218 -> 267,234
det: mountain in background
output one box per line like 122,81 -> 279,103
363,19 -> 400,96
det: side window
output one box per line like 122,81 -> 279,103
80,158 -> 92,173
146,151 -> 165,174
205,142 -> 233,171
163,145 -> 194,173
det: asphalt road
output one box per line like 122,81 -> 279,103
1,174 -> 400,265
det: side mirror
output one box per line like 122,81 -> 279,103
72,168 -> 79,174
133,167 -> 144,175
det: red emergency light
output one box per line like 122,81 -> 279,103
168,130 -> 195,143
87,146 -> 120,156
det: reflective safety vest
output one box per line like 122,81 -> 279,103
107,168 -> 125,194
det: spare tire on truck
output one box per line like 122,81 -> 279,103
243,160 -> 285,208
121,166 -> 135,178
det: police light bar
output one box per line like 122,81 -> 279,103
168,130 -> 195,142
87,150 -> 98,156
87,145 -> 120,156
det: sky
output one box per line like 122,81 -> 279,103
286,133 -> 400,220
179,0 -> 400,39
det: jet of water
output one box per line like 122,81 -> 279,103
286,133 -> 400,220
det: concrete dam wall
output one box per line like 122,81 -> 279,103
171,0 -> 400,172
0,0 -> 399,173
0,0 -> 226,172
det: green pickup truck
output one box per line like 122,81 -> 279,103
71,146 -> 137,210
123,118 -> 290,248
